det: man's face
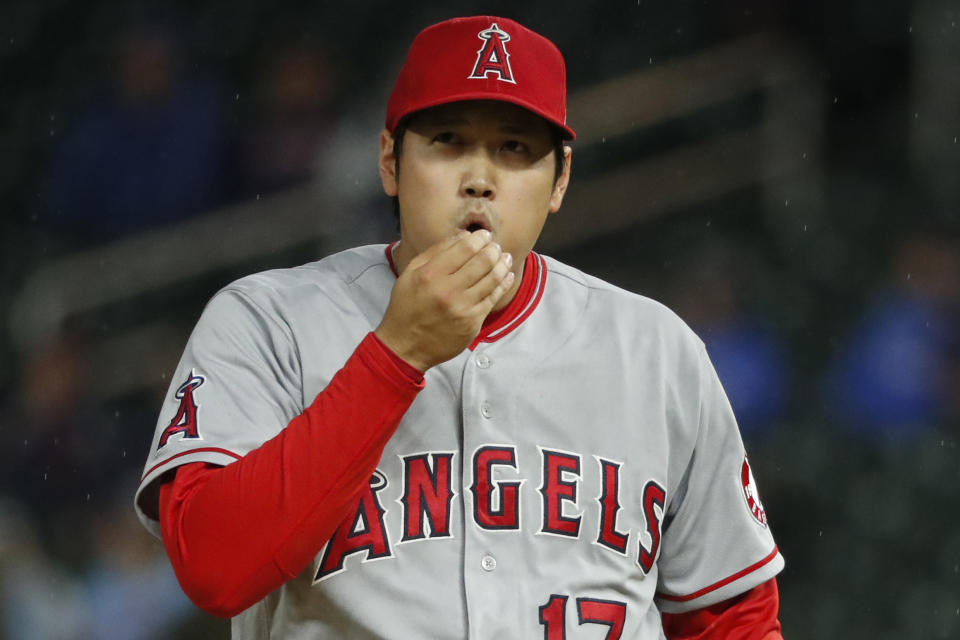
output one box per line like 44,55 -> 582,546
379,101 -> 571,282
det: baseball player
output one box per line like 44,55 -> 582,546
136,15 -> 785,639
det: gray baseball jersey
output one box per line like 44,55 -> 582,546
136,244 -> 783,639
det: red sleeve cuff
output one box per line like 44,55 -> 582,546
367,331 -> 425,384
661,578 -> 783,640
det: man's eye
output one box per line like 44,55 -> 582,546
502,140 -> 528,153
433,132 -> 458,144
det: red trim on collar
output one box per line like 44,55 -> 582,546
385,242 -> 400,276
470,252 -> 546,349
382,243 -> 547,349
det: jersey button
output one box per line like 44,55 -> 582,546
476,353 -> 491,369
481,555 -> 497,572
480,402 -> 493,418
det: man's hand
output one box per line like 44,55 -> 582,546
375,230 -> 515,372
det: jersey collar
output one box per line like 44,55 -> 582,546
384,242 -> 547,349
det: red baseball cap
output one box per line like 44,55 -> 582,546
386,16 -> 575,140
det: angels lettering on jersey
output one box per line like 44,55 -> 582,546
314,446 -> 668,583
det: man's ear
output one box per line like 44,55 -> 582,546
548,145 -> 573,213
379,129 -> 398,197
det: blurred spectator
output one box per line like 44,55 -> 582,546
0,330 -> 112,565
233,40 -> 340,197
0,487 -> 195,639
0,331 -> 197,638
824,231 -> 960,437
668,241 -> 791,435
0,497 -> 93,639
46,21 -> 227,242
84,476 -> 195,640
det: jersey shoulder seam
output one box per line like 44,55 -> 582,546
215,286 -> 305,404
216,286 -> 299,345
543,256 -> 700,328
344,260 -> 392,286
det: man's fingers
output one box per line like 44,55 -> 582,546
426,229 -> 500,276
402,227 -> 512,317
404,231 -> 469,273
452,240 -> 506,288
473,269 -> 516,316
466,252 -> 514,307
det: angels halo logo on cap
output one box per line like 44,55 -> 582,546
468,22 -> 516,84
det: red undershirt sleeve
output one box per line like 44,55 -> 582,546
660,577 -> 783,640
158,332 -> 424,618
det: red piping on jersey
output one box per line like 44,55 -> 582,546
385,241 -> 400,275
657,546 -> 781,603
383,243 -> 546,349
473,252 -> 545,347
661,578 -> 783,639
142,447 -> 242,481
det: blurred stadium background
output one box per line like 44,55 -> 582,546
1,1 -> 957,638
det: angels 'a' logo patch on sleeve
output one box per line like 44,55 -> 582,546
740,456 -> 768,527
158,370 -> 205,449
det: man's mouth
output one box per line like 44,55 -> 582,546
460,212 -> 493,234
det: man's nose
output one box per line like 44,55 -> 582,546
460,159 -> 495,199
